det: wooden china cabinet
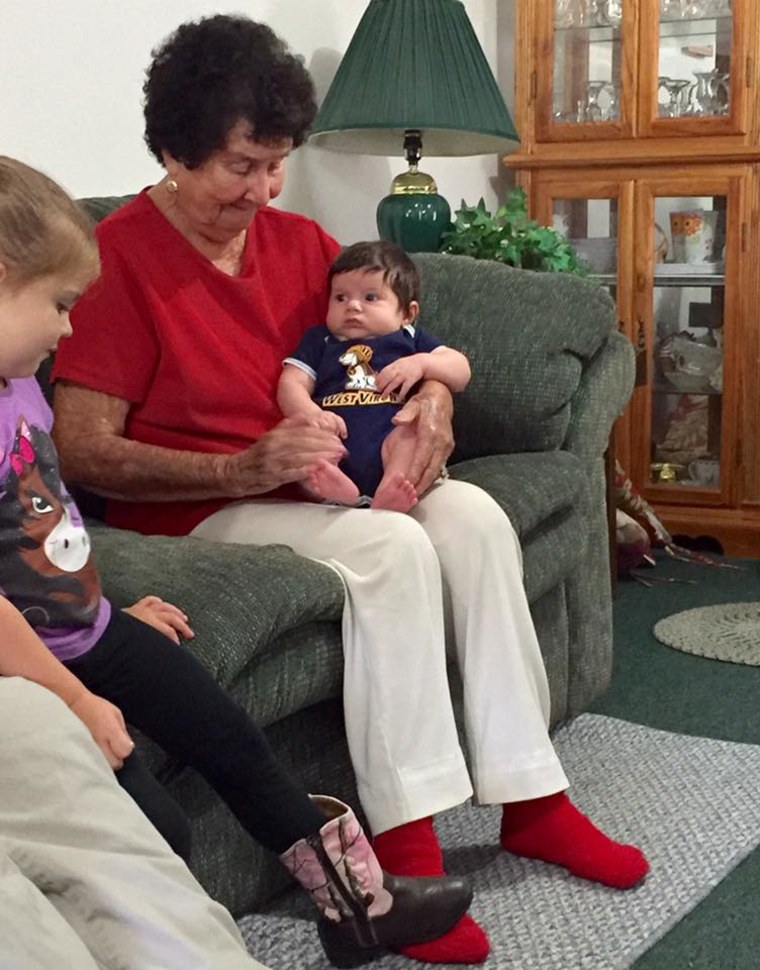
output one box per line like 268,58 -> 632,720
507,0 -> 760,556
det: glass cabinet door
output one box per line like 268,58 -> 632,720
649,198 -> 725,491
537,0 -> 752,141
633,177 -> 741,503
539,0 -> 635,139
551,196 -> 619,278
534,179 -> 637,470
639,0 -> 750,135
532,179 -> 632,289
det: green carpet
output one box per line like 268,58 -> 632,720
592,554 -> 760,969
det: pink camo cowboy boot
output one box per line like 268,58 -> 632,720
280,795 -> 472,968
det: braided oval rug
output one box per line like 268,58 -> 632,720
654,601 -> 760,666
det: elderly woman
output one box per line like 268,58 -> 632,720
53,15 -> 648,966
0,151 -> 468,967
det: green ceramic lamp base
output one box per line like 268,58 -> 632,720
376,192 -> 451,253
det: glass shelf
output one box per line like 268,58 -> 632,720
554,24 -> 621,34
593,266 -> 726,287
555,13 -> 730,31
655,263 -> 725,286
652,382 -> 722,395
660,13 -> 732,27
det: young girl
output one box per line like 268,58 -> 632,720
0,155 -> 472,967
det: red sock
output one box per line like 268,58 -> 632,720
500,792 -> 649,889
373,817 -> 490,964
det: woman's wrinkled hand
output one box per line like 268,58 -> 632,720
392,382 -> 454,495
226,416 -> 347,496
69,689 -> 134,770
124,595 -> 194,644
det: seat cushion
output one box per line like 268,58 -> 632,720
449,451 -> 588,599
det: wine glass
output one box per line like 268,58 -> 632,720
555,0 -> 574,28
602,0 -> 623,25
590,0 -> 620,25
601,81 -> 620,120
690,70 -> 726,115
556,0 -> 591,27
678,0 -> 706,18
662,78 -> 693,117
701,0 -> 731,13
712,72 -> 730,115
660,0 -> 682,19
584,80 -> 607,121
657,76 -> 672,116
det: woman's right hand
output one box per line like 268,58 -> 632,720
226,416 -> 346,496
68,689 -> 135,769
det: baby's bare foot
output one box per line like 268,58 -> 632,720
307,459 -> 361,505
371,473 -> 418,512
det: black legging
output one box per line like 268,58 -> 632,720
116,750 -> 193,861
67,609 -> 324,855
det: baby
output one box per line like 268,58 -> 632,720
277,240 -> 470,512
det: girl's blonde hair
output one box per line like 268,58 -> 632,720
0,156 -> 99,289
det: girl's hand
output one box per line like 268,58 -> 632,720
69,689 -> 134,769
123,595 -> 194,644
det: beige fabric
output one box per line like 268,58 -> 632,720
0,677 -> 267,970
192,479 -> 569,835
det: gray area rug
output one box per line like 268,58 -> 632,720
238,714 -> 760,969
654,602 -> 760,666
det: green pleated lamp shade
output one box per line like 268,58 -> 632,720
310,0 -> 519,252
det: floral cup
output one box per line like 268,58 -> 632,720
669,209 -> 718,263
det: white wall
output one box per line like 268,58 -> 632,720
0,0 -> 513,244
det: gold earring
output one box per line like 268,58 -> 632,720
166,178 -> 179,194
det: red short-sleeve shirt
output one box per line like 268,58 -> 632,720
53,190 -> 341,535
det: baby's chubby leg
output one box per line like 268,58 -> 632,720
372,425 -> 419,513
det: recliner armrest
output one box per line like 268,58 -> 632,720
87,523 -> 344,686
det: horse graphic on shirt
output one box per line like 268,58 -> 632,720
0,418 -> 101,628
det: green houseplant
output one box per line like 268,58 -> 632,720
439,187 -> 588,276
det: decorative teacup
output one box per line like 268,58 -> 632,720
688,458 -> 720,488
669,209 -> 718,263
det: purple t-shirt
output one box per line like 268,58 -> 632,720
0,377 -> 111,661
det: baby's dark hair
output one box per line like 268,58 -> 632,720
0,156 -> 98,288
329,241 -> 420,314
143,14 -> 317,167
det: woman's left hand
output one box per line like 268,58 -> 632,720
123,596 -> 195,644
391,381 -> 454,495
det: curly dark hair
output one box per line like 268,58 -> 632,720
329,241 -> 420,315
143,14 -> 317,168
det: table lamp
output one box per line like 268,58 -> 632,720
309,0 -> 519,252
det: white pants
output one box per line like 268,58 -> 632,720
192,479 -> 568,835
0,678 -> 266,970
